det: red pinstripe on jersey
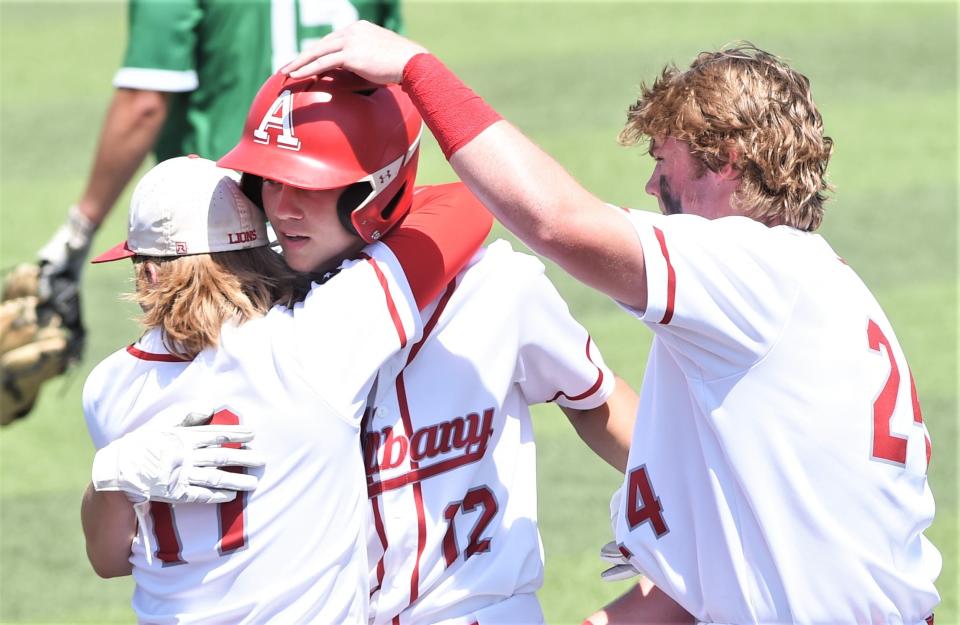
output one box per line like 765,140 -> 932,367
126,345 -> 190,362
548,336 -> 604,403
395,374 -> 428,612
150,503 -> 185,565
406,282 -> 456,364
212,409 -> 246,555
652,226 -> 676,325
361,253 -> 408,349
367,280 -> 458,622
370,494 -> 389,597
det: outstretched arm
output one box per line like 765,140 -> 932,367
283,23 -> 650,311
448,120 -> 648,311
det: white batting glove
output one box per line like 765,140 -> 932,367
92,413 -> 265,505
600,540 -> 642,582
37,205 -> 95,290
600,485 -> 641,582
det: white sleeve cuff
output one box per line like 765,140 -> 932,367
616,210 -> 670,324
554,344 -> 616,411
91,442 -> 122,492
113,67 -> 198,92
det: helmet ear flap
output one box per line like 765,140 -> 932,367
240,173 -> 264,211
338,180 -> 411,242
379,183 -> 406,222
336,182 -> 371,238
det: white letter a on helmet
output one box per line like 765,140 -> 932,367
253,90 -> 301,151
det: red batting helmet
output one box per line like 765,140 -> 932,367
219,70 -> 422,242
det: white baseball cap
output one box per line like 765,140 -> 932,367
91,155 -> 269,263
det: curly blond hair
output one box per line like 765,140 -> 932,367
620,43 -> 833,231
130,248 -> 308,360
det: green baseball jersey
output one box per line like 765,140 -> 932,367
114,0 -> 403,162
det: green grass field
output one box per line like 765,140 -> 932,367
1,2 -> 956,623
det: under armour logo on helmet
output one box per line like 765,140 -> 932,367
253,89 -> 318,151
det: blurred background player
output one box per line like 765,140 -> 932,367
81,150 -> 489,621
218,71 -> 639,625
17,0 -> 403,423
282,24 -> 941,625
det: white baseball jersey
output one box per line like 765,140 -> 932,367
83,242 -> 421,625
612,210 -> 940,625
364,240 -> 616,625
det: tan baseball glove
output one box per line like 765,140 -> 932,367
1,264 -> 73,426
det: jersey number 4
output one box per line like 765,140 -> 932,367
867,319 -> 931,468
150,409 -> 248,565
625,465 -> 669,538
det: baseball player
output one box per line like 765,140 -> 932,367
214,69 -> 640,625
80,94 -> 492,623
282,25 -> 941,625
23,0 -> 404,422
359,241 -> 639,625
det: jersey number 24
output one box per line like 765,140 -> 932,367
624,320 -> 932,540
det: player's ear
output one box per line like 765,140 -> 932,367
145,261 -> 160,285
717,147 -> 741,181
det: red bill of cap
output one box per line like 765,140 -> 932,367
91,240 -> 135,264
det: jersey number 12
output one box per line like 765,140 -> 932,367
442,485 -> 498,566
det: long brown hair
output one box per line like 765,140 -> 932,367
129,247 -> 307,360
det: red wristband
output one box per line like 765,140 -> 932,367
401,53 -> 503,159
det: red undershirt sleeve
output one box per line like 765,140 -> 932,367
381,182 -> 492,310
